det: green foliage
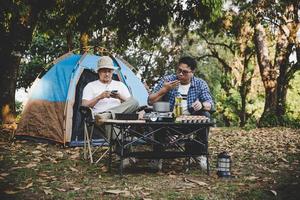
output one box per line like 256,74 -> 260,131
175,0 -> 223,27
286,71 -> 300,120
190,196 -> 205,200
242,116 -> 258,130
215,88 -> 241,126
16,0 -> 224,90
238,189 -> 274,200
259,112 -> 280,127
259,111 -> 300,128
259,72 -> 300,128
281,115 -> 300,129
17,31 -> 78,89
15,100 -> 23,116
12,0 -> 300,130
0,0 -> 56,52
122,22 -> 187,87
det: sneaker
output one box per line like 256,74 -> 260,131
148,159 -> 163,171
120,157 -> 137,169
121,158 -> 130,169
195,156 -> 207,170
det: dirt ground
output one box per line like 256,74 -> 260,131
0,127 -> 299,199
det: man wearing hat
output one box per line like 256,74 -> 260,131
82,56 -> 139,168
82,56 -> 139,118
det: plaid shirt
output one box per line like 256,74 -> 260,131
151,74 -> 214,113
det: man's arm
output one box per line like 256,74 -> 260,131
192,100 -> 212,112
190,79 -> 214,112
109,91 -> 128,102
148,80 -> 180,105
82,91 -> 111,108
148,87 -> 168,105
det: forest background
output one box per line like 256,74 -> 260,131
0,0 -> 299,128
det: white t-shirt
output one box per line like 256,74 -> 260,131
178,83 -> 191,115
82,80 -> 131,113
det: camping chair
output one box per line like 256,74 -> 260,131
80,106 -> 110,164
76,68 -> 147,164
72,68 -> 111,164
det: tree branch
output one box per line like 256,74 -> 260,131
198,33 -> 236,54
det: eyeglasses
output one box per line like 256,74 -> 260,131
176,68 -> 192,75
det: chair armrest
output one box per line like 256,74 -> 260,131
80,106 -> 94,125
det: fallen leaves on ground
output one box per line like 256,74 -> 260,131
4,190 -> 19,194
16,182 -> 33,190
43,188 -> 53,195
24,163 -> 37,168
0,127 -> 299,199
104,189 -> 131,197
184,178 -> 208,186
210,127 -> 300,174
0,173 -> 10,177
69,167 -> 79,172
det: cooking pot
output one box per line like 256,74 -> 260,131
153,101 -> 170,112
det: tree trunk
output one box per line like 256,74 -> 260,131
239,64 -> 247,127
254,2 -> 300,126
274,30 -> 289,121
66,31 -> 74,52
222,112 -> 231,127
0,51 -> 21,122
238,50 -> 254,127
274,65 -> 292,125
274,3 -> 300,121
254,23 -> 279,127
276,78 -> 288,118
0,1 -> 48,122
239,85 -> 247,127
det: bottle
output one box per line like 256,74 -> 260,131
178,94 -> 183,116
174,94 -> 183,117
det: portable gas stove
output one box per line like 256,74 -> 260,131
144,112 -> 175,122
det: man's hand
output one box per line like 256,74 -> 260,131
109,91 -> 127,102
99,91 -> 111,99
162,80 -> 180,91
192,99 -> 203,111
148,79 -> 180,105
109,91 -> 119,98
202,101 -> 211,111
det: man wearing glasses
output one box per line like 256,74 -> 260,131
148,56 -> 213,116
148,56 -> 214,170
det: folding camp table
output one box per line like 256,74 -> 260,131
96,118 -> 214,176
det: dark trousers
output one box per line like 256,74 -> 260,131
190,110 -> 210,154
153,111 -> 210,155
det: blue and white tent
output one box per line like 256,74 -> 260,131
16,52 -> 148,145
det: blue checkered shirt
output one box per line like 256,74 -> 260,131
151,74 -> 214,113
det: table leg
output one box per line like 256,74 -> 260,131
108,136 -> 113,173
120,125 -> 124,177
205,127 -> 210,175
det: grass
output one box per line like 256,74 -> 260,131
0,127 -> 300,199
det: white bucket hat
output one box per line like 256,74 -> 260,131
97,56 -> 115,71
